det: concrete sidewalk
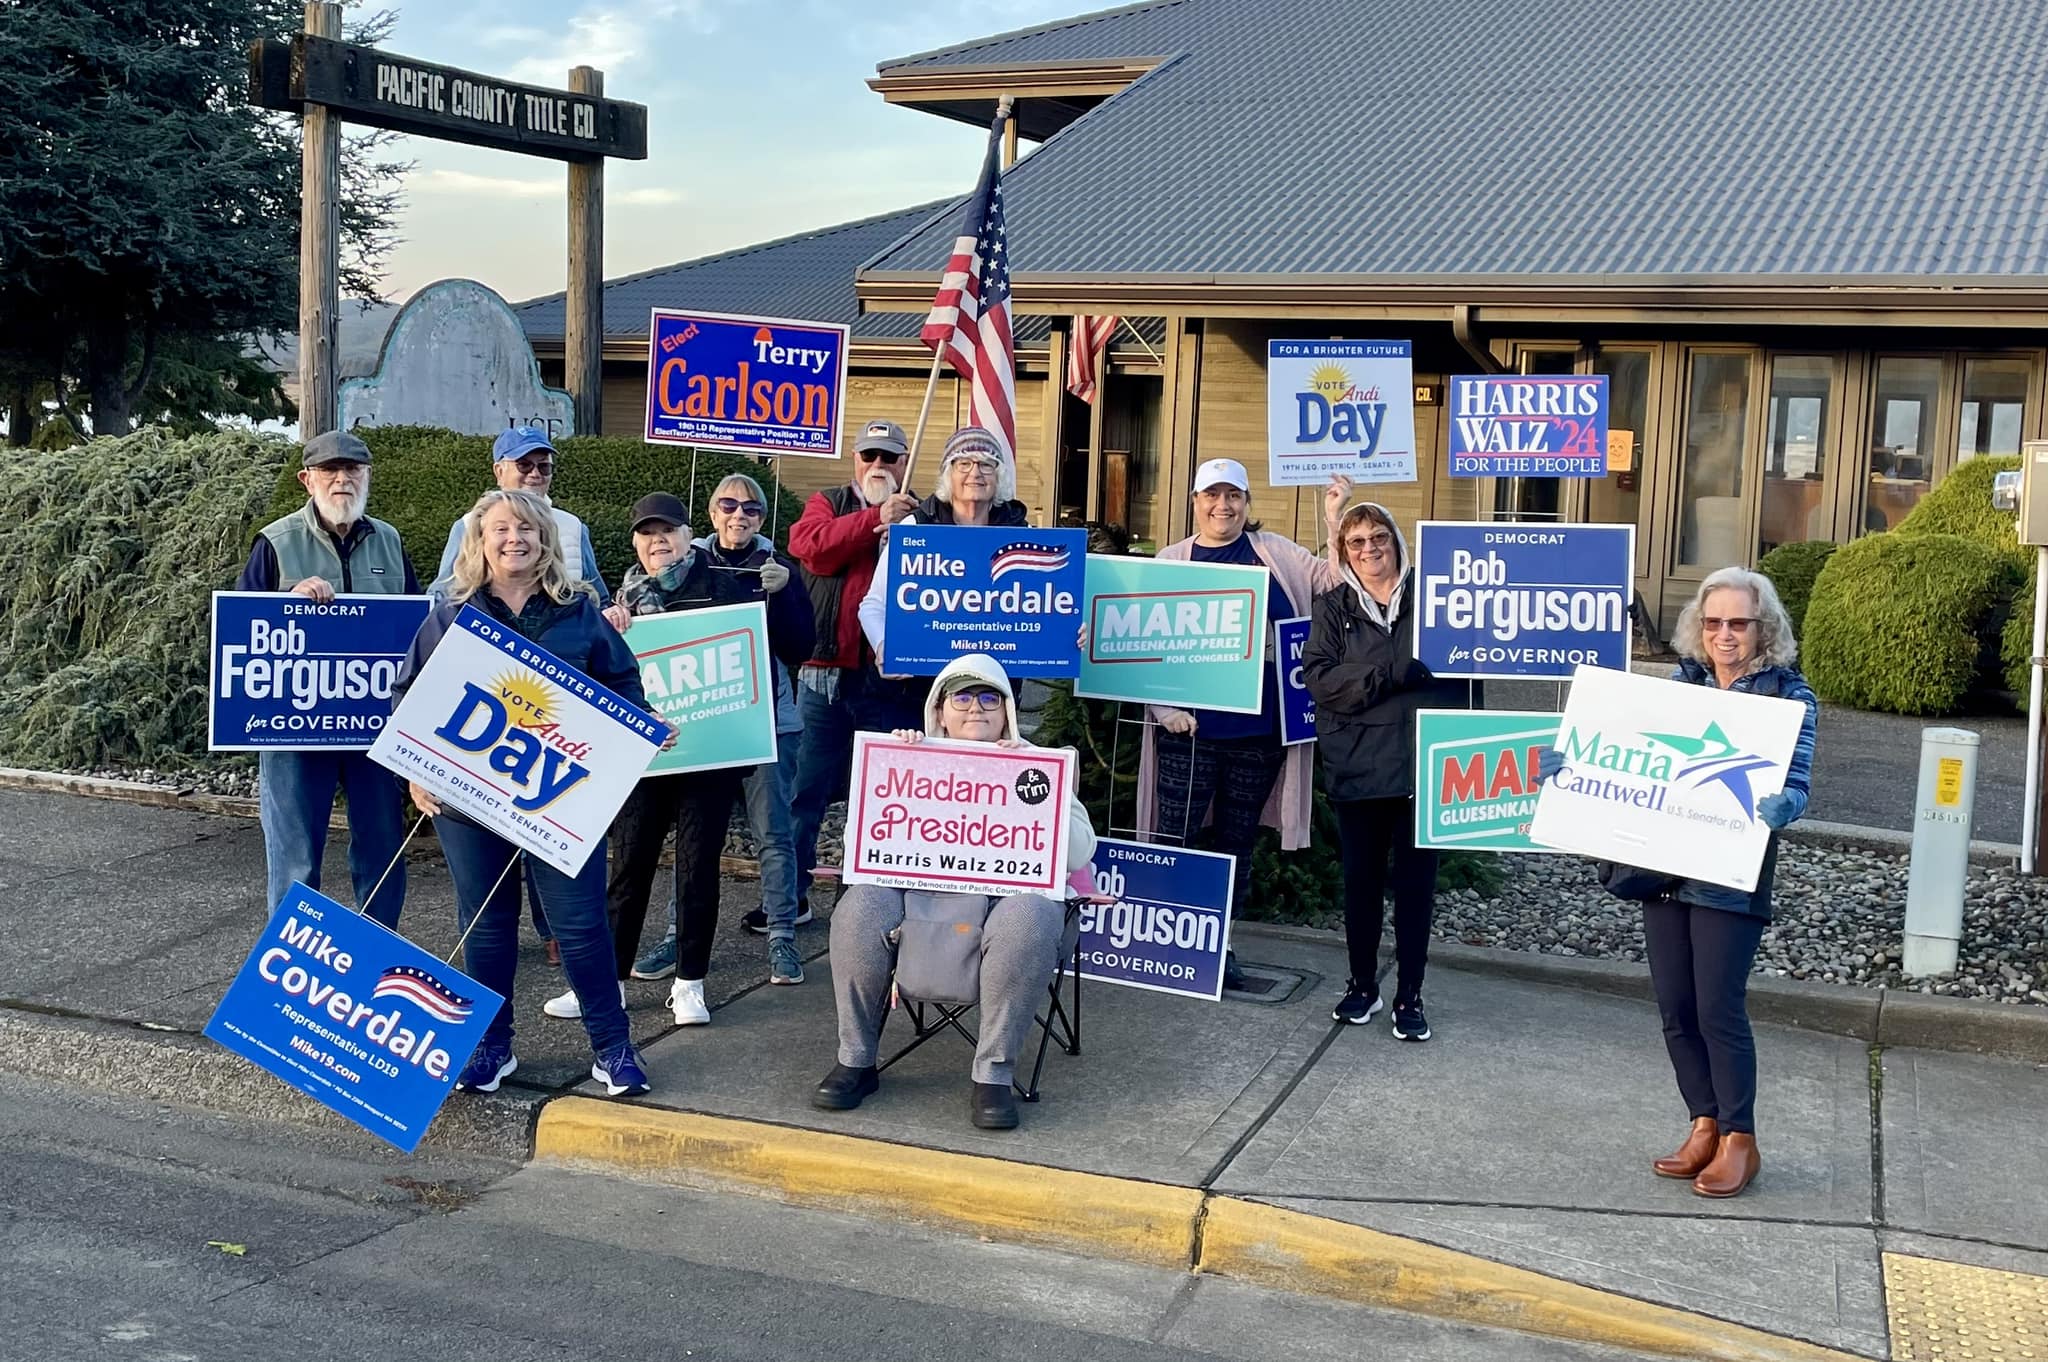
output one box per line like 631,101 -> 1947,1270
5,786 -> 2047,1359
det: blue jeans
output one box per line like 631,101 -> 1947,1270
792,670 -> 922,902
748,736 -> 803,938
258,750 -> 407,929
433,814 -> 626,1056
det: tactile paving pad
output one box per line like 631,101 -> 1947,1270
1885,1253 -> 2048,1360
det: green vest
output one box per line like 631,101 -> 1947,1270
258,501 -> 412,595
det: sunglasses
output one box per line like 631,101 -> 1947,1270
1703,616 -> 1758,635
714,496 -> 766,517
857,448 -> 904,465
1344,532 -> 1394,551
944,688 -> 1005,712
512,458 -> 554,475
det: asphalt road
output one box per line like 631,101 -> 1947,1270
0,1073 -> 1659,1362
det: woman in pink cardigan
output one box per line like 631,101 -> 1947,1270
1136,458 -> 1348,984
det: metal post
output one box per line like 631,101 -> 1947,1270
1902,726 -> 1980,977
565,66 -> 605,436
296,1 -> 342,438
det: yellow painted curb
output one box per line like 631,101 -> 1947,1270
535,1097 -> 1202,1269
1197,1198 -> 1862,1362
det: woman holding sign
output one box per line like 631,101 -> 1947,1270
1534,567 -> 1818,1199
394,489 -> 657,1099
1135,459 -> 1350,982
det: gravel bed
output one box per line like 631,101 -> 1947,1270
1440,842 -> 2048,1006
72,764 -> 258,798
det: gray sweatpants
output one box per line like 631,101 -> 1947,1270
831,884 -> 1066,1086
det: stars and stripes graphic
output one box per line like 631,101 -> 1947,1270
989,541 -> 1072,581
922,106 -> 1016,463
372,965 -> 475,1024
1066,315 -> 1120,404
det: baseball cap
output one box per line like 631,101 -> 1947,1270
1193,458 -> 1250,493
302,430 -> 371,468
853,419 -> 908,456
941,426 -> 1005,466
630,492 -> 689,533
493,426 -> 556,463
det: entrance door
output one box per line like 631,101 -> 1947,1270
1490,347 -> 1578,521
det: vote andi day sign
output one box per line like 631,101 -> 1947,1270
842,735 -> 1074,897
1265,339 -> 1416,486
644,309 -> 849,457
1530,666 -> 1807,892
369,605 -> 665,875
1076,556 -> 1270,713
1412,523 -> 1635,680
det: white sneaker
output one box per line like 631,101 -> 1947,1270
543,981 -> 626,1020
669,977 -> 710,1026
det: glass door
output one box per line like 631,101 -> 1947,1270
1491,347 -> 1577,522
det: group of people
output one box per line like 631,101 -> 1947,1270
244,417 -> 1818,1196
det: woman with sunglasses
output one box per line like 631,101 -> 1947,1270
1533,567 -> 1817,1199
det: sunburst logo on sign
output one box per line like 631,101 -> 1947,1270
1307,364 -> 1352,402
493,669 -> 556,726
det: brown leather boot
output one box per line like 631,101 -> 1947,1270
1692,1132 -> 1761,1198
1652,1117 -> 1720,1179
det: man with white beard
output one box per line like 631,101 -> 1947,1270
235,430 -> 421,927
782,418 -> 924,930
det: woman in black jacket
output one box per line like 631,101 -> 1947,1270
1302,501 -> 1469,1040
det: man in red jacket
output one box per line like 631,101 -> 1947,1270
784,418 -> 926,924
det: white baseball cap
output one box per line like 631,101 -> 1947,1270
1193,458 -> 1250,493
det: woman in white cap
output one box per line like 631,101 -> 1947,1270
1135,461 -> 1349,982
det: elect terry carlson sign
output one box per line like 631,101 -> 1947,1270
842,735 -> 1074,897
1412,522 -> 1635,680
644,310 -> 849,457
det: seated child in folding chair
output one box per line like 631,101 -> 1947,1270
813,652 -> 1098,1131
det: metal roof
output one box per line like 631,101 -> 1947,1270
863,0 -> 2048,283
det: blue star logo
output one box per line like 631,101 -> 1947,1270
1640,722 -> 1776,819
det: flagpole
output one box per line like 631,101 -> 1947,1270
904,95 -> 1013,490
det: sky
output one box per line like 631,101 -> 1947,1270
369,0 -> 1084,304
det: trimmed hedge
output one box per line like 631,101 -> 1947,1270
2009,578 -> 2037,699
1756,540 -> 1836,639
265,426 -> 808,591
1803,533 -> 2020,715
1897,454 -> 2023,557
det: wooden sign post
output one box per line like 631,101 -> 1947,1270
252,3 -> 649,438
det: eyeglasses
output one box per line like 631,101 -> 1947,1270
857,448 -> 904,465
948,456 -> 999,473
1703,616 -> 1758,635
1344,532 -> 1394,551
944,688 -> 1005,712
306,463 -> 362,479
713,497 -> 766,517
513,458 -> 554,476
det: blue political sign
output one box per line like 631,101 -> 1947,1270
880,524 -> 1086,677
209,592 -> 432,751
1274,615 -> 1316,746
644,308 -> 850,457
1413,522 -> 1635,680
204,883 -> 502,1153
1447,375 -> 1609,477
1068,838 -> 1235,1001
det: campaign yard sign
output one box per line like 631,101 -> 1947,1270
1447,375 -> 1610,478
880,524 -> 1086,677
209,593 -> 431,751
1274,615 -> 1316,745
643,308 -> 849,457
629,602 -> 779,775
1077,556 -> 1270,714
1530,666 -> 1807,892
843,734 -> 1074,897
1069,839 -> 1234,1001
368,604 -> 665,875
1413,523 -> 1635,680
1415,710 -> 1562,852
204,883 -> 502,1153
1266,339 -> 1416,486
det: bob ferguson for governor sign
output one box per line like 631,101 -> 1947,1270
1447,375 -> 1609,478
210,592 -> 431,751
1531,666 -> 1806,893
644,309 -> 849,457
369,605 -> 665,875
1413,523 -> 1635,680
881,525 -> 1086,678
843,734 -> 1074,897
1076,556 -> 1270,714
1266,339 -> 1416,486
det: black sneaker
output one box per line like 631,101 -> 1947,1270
744,899 -> 816,935
1392,996 -> 1431,1042
1332,981 -> 1383,1025
812,1063 -> 878,1110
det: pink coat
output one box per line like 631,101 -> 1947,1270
1134,532 -> 1343,851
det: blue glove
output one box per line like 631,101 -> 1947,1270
1532,748 -> 1566,786
1755,791 -> 1801,829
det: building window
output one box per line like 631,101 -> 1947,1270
1759,356 -> 1834,554
1958,357 -> 2029,461
1866,356 -> 1940,532
1676,351 -> 1752,569
1589,348 -> 1650,566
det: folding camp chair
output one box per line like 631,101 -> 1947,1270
874,869 -> 1105,1102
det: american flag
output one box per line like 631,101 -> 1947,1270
1066,315 -> 1120,404
373,965 -> 475,1024
989,540 -> 1072,581
922,107 -> 1016,462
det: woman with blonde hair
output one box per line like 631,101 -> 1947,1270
391,489 -> 661,1099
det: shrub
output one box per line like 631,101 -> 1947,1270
1803,533 -> 2020,715
2009,576 -> 2037,699
265,426 -> 807,591
1897,455 -> 2023,559
0,427 -> 292,768
1756,540 -> 1837,639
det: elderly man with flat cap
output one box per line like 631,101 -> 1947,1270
235,430 -> 422,927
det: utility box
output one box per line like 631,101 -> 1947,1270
2017,440 -> 2048,547
1903,727 -> 1979,976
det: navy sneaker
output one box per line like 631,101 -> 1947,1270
592,1042 -> 651,1097
1392,996 -> 1432,1042
1332,981 -> 1383,1025
456,1042 -> 517,1093
631,932 -> 678,980
768,937 -> 805,985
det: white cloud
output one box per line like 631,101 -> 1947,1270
411,167 -> 557,200
500,1 -> 736,85
477,24 -> 547,47
613,186 -> 686,205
